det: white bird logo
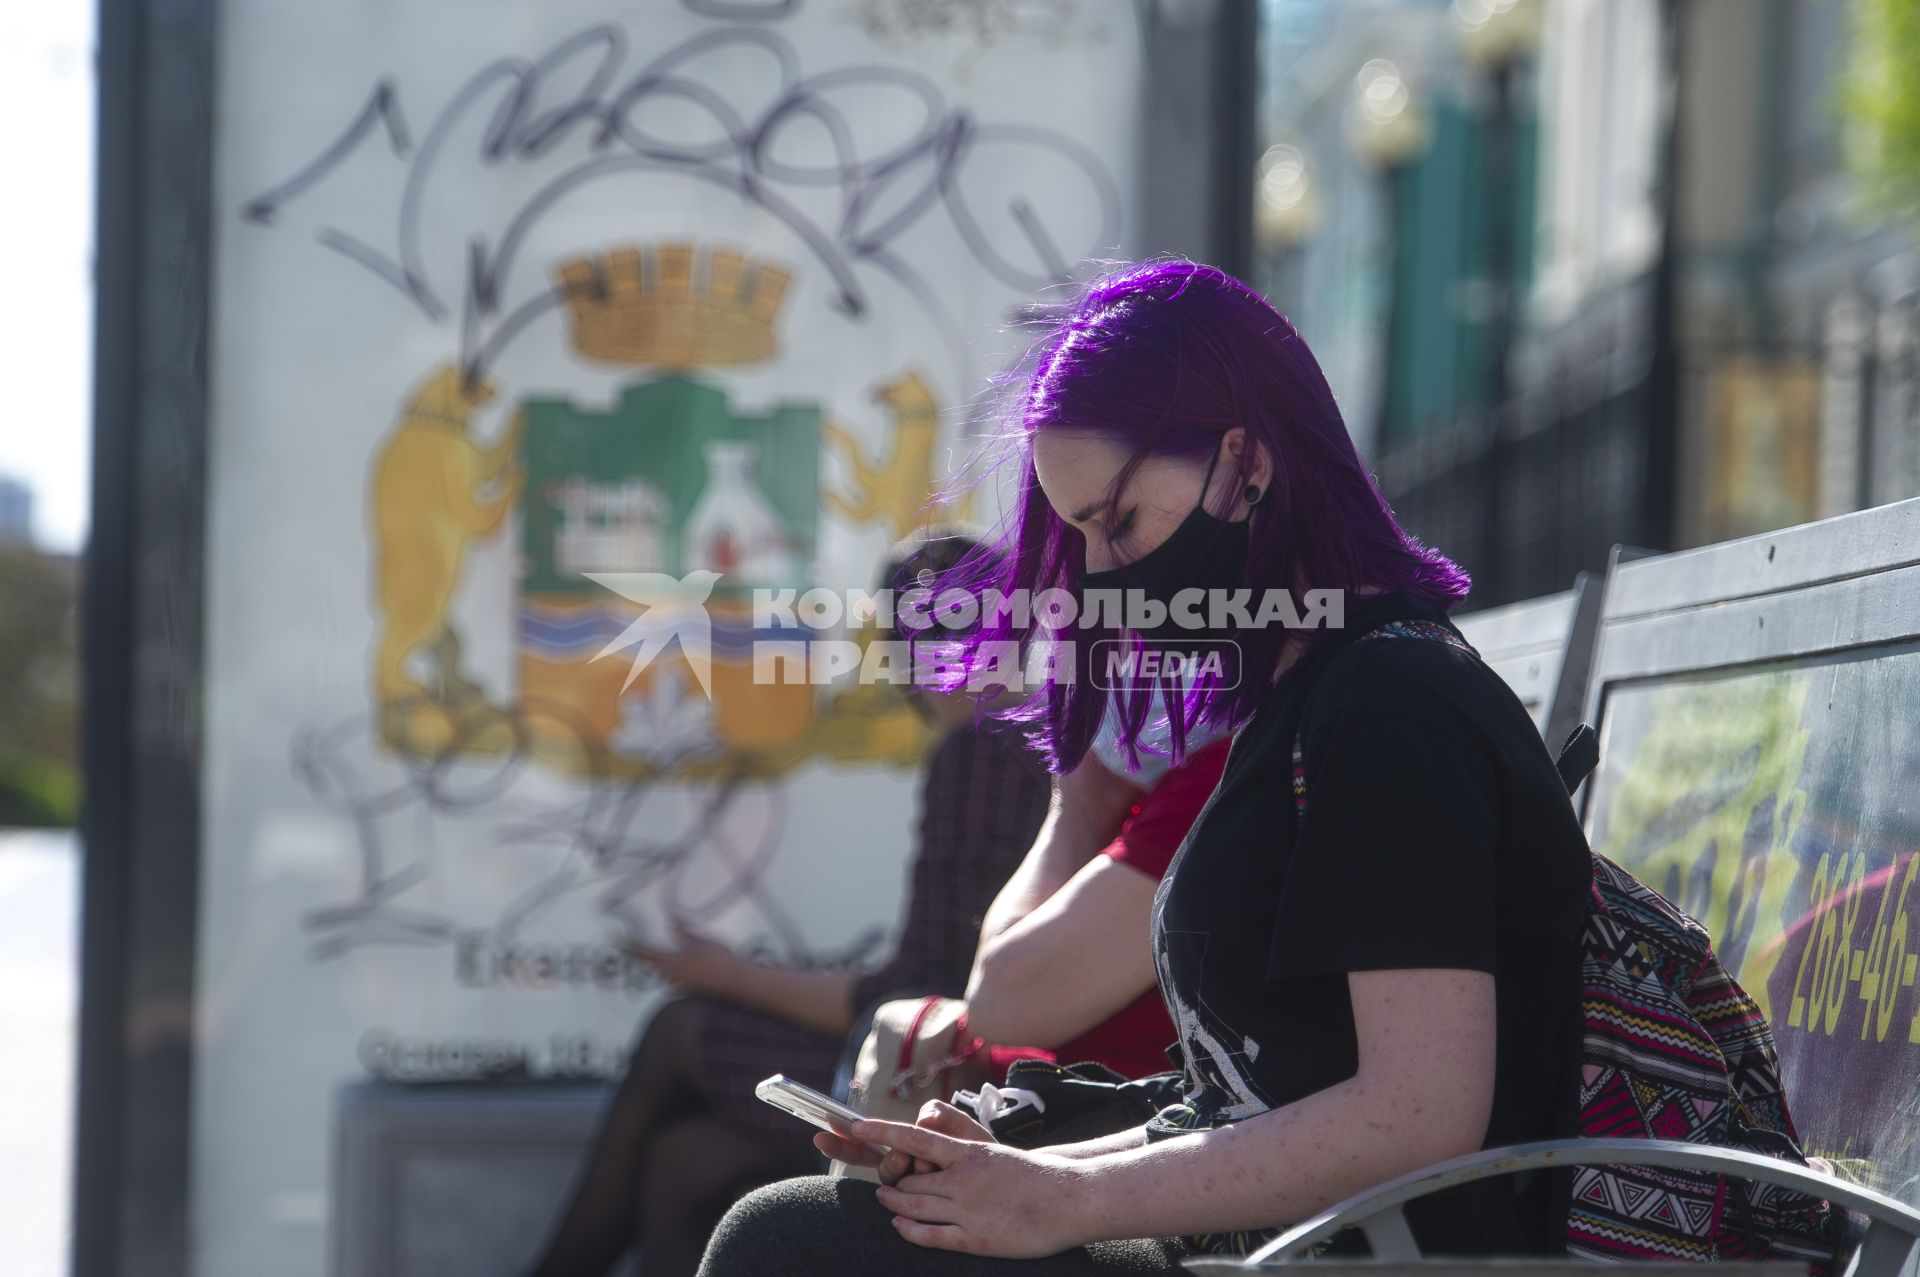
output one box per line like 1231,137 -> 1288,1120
583,570 -> 723,698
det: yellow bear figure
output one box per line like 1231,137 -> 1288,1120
370,364 -> 523,752
824,370 -> 956,540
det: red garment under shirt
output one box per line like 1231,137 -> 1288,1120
986,737 -> 1232,1080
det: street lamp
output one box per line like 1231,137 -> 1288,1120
1453,0 -> 1542,70
1254,142 -> 1324,248
1253,142 -> 1324,314
1347,58 -> 1430,458
1453,0 -> 1541,602
1347,58 -> 1430,170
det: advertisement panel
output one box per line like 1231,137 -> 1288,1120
1587,652 -> 1920,1200
199,2 -> 1140,1270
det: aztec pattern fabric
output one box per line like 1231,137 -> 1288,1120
1569,850 -> 1839,1267
1354,620 -> 1841,1269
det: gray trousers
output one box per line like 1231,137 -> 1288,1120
695,1174 -> 1195,1276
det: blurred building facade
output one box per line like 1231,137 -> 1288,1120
1255,0 -> 1920,607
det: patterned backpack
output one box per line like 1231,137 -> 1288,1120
1302,620 -> 1843,1268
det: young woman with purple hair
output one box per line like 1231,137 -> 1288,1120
695,260 -> 1593,1273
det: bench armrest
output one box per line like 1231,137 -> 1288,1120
1179,1138 -> 1920,1276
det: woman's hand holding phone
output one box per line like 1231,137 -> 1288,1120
813,1099 -> 998,1185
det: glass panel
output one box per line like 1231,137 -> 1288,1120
196,7 -> 1145,1273
1587,647 -> 1920,1199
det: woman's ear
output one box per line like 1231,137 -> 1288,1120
1221,427 -> 1274,509
1246,436 -> 1275,494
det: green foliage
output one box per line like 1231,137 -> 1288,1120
0,751 -> 79,828
1838,0 -> 1920,224
0,545 -> 80,828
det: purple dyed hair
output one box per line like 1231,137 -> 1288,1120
934,258 -> 1470,774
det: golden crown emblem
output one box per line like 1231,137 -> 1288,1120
557,242 -> 793,369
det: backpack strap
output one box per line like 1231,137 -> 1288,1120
1553,722 -> 1598,795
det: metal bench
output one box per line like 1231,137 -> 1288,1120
332,1081 -> 625,1277
1186,1141 -> 1920,1275
1452,571 -> 1604,753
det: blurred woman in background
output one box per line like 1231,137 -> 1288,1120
522,528 -> 1053,1277
525,526 -> 1233,1276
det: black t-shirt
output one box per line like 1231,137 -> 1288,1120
1148,588 -> 1591,1253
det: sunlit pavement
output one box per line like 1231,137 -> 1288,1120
0,829 -> 78,1277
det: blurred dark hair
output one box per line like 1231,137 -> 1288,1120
876,522 -> 995,647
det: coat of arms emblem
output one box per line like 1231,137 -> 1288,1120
370,241 -> 954,777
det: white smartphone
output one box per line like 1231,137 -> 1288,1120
754,1074 -> 888,1151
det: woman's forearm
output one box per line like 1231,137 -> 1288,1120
974,808 -> 1089,948
975,764 -> 1143,952
965,856 -> 1159,1047
721,964 -> 857,1038
1044,1123 -> 1152,1160
1069,1073 -> 1484,1243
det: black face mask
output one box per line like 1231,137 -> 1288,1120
1076,445 -> 1250,646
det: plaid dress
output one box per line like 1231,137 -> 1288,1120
697,720 -> 1051,1129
